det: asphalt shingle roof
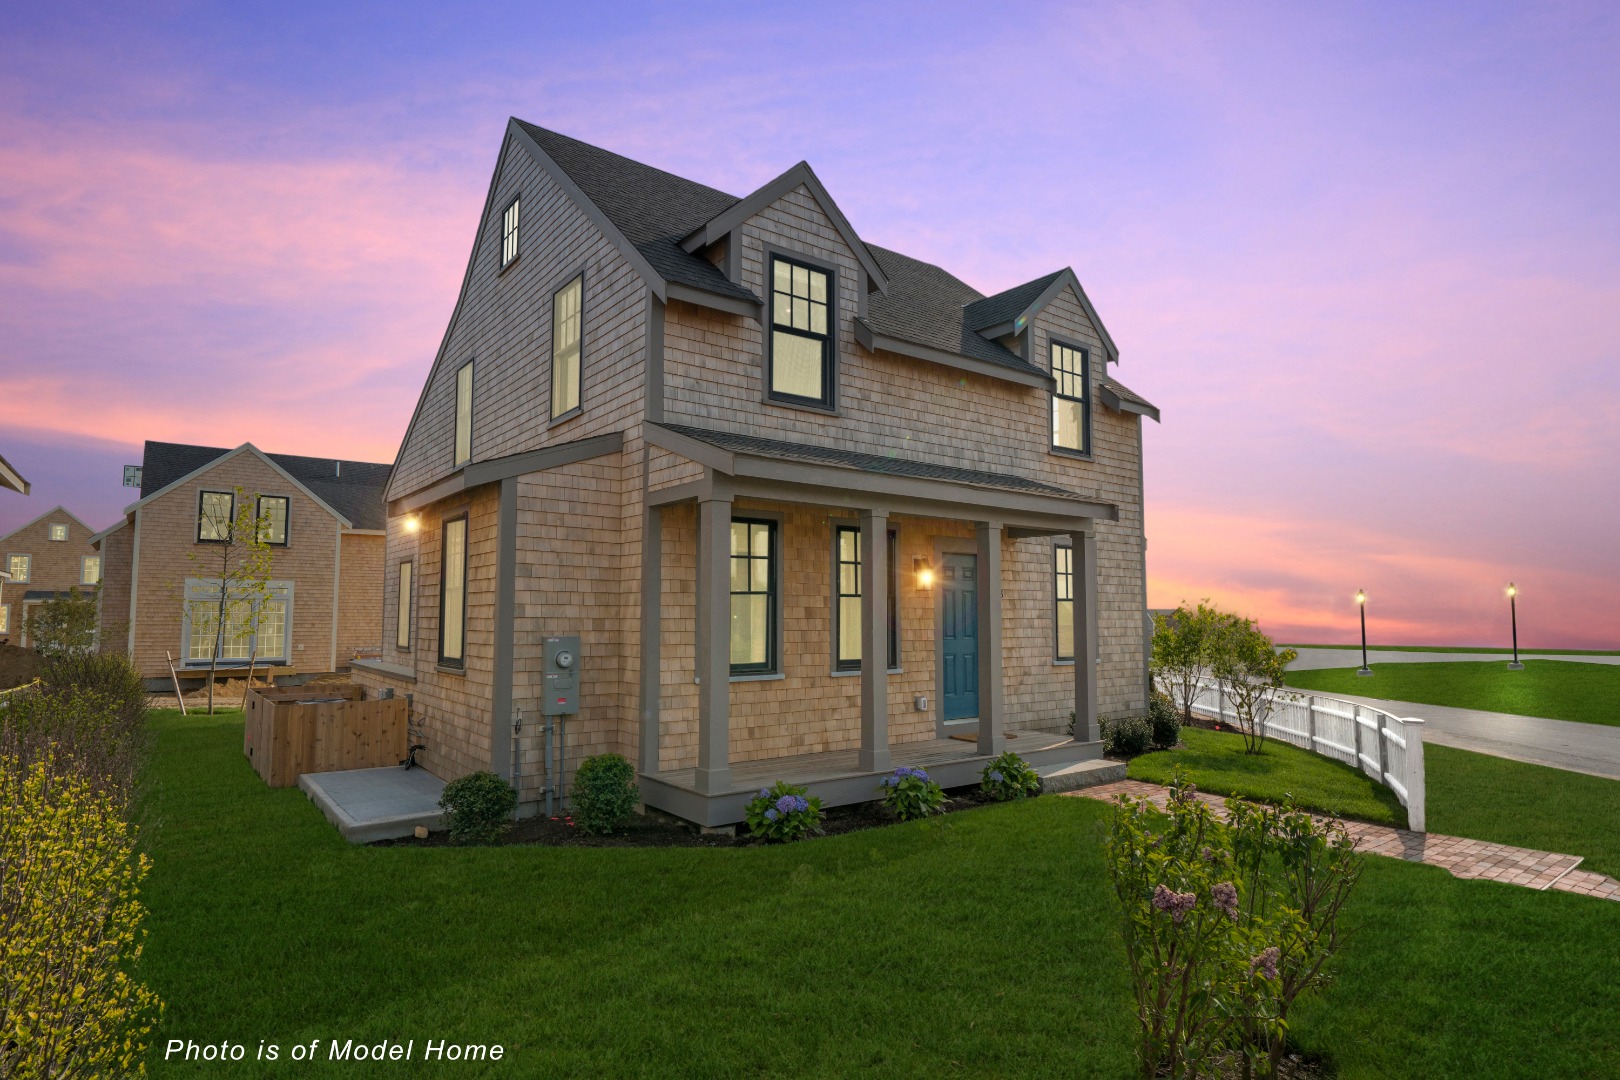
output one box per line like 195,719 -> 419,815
139,442 -> 392,530
1100,377 -> 1158,413
962,271 -> 1065,331
654,423 -> 1098,501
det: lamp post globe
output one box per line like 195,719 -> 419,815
1356,590 -> 1372,676
1507,583 -> 1523,670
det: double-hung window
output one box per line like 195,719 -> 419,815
0,605 -> 8,633
396,560 -> 413,651
49,523 -> 67,541
81,556 -> 101,586
198,491 -> 234,542
1055,543 -> 1075,661
183,579 -> 291,664
454,362 -> 473,467
551,275 -> 582,419
730,519 -> 776,675
439,516 -> 467,668
834,525 -> 899,671
1051,340 -> 1091,454
768,255 -> 833,408
501,195 -> 520,269
256,496 -> 289,545
6,554 -> 29,583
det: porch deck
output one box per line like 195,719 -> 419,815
642,728 -> 1116,828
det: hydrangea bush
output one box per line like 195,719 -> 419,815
744,781 -> 824,842
979,751 -> 1041,801
879,766 -> 946,821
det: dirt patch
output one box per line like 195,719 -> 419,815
0,643 -> 43,691
372,786 -> 1017,849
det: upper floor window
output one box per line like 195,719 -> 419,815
1051,340 -> 1091,455
768,255 -> 834,409
551,275 -> 582,419
257,496 -> 289,546
501,195 -> 521,270
81,555 -> 102,585
48,523 -> 67,541
730,519 -> 777,675
1055,543 -> 1074,660
6,554 -> 29,583
439,515 -> 468,668
454,361 -> 473,467
834,525 -> 898,671
198,490 -> 235,542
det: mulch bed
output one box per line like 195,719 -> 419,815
0,643 -> 43,691
371,785 -> 1012,849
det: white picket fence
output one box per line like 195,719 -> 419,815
1189,677 -> 1427,832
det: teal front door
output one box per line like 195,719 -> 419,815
940,553 -> 979,721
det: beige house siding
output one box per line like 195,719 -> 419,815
1,510 -> 98,643
335,532 -> 385,665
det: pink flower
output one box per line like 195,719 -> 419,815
1250,947 -> 1280,980
1152,884 -> 1197,923
1211,881 -> 1239,920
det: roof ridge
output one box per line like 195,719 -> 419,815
512,118 -> 741,206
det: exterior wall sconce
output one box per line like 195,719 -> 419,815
914,557 -> 935,589
403,514 -> 421,534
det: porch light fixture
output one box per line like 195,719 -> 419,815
914,557 -> 935,589
1506,583 -> 1523,670
403,515 -> 421,534
1355,589 -> 1372,676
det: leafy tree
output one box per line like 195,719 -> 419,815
1210,618 -> 1298,755
184,488 -> 275,714
24,586 -> 100,658
1151,601 -> 1237,723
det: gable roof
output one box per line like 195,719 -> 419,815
134,441 -> 392,530
965,268 -> 1120,363
0,451 -> 27,495
0,504 -> 95,546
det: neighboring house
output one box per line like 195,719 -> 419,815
0,451 -> 27,495
0,506 -> 100,647
92,441 -> 391,687
351,118 -> 1161,827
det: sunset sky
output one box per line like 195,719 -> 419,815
2,2 -> 1616,647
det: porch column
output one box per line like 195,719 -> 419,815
490,476 -> 518,777
694,493 -> 733,794
638,503 -> 662,776
858,508 -> 891,772
975,519 -> 1006,756
1069,529 -> 1099,743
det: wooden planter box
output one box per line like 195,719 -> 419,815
243,686 -> 409,787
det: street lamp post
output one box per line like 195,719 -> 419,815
1356,590 -> 1372,676
1507,583 -> 1523,670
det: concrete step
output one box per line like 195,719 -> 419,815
1037,757 -> 1127,794
299,766 -> 446,843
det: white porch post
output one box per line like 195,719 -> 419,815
638,504 -> 662,776
694,494 -> 733,794
858,508 -> 891,772
1070,529 -> 1099,743
975,520 -> 1006,756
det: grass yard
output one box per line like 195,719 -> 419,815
1285,644 -> 1620,656
1284,659 -> 1620,727
1127,727 -> 1407,827
135,710 -> 1620,1078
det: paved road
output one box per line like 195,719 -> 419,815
1286,648 -> 1620,671
1325,692 -> 1620,781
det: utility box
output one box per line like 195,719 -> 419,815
542,635 -> 581,716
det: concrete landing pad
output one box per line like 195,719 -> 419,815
299,766 -> 446,843
1036,757 -> 1126,793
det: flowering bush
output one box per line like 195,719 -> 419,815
979,751 -> 1041,801
744,781 -> 824,842
880,765 -> 946,821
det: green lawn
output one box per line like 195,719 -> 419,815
1126,727 -> 1407,827
135,710 -> 1620,1078
1285,644 -> 1620,656
1284,659 -> 1620,727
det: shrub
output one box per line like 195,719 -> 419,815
1101,714 -> 1153,758
24,587 -> 100,659
744,781 -> 823,842
0,753 -> 162,1076
880,766 -> 946,821
1148,690 -> 1181,750
571,753 -> 639,835
438,770 -> 516,845
979,751 -> 1041,801
2,653 -> 150,806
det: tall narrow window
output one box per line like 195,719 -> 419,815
501,195 -> 521,269
834,525 -> 898,671
769,256 -> 833,407
198,491 -> 234,542
396,560 -> 413,651
256,496 -> 289,545
6,554 -> 29,583
81,555 -> 101,586
730,519 -> 776,674
1052,341 -> 1091,454
551,275 -> 582,418
0,605 -> 8,634
454,361 -> 473,467
439,516 -> 467,668
1055,543 -> 1075,660
48,523 -> 67,541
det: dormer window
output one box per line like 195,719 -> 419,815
1051,339 -> 1091,455
768,255 -> 834,409
501,195 -> 520,270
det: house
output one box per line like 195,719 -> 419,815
0,506 -> 100,646
92,441 -> 392,688
350,118 -> 1161,827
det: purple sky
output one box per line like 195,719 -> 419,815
2,2 -> 1616,647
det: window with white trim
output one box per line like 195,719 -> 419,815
439,516 -> 467,667
551,275 -> 582,419
257,496 -> 289,546
6,554 -> 29,583
198,490 -> 234,542
396,560 -> 413,652
768,255 -> 833,407
454,362 -> 473,467
834,525 -> 898,671
81,555 -> 101,586
1055,543 -> 1075,661
49,523 -> 67,541
182,579 -> 291,664
1051,340 -> 1091,454
501,195 -> 521,269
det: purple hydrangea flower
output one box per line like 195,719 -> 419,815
1151,884 -> 1197,923
764,808 -> 779,822
1211,881 -> 1239,920
989,770 -> 1004,783
1250,947 -> 1280,980
759,788 -> 772,800
775,795 -> 799,814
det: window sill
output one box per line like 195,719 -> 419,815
353,657 -> 416,682
764,394 -> 839,417
547,406 -> 583,429
435,663 -> 467,676
1054,658 -> 1075,666
498,255 -> 521,277
1049,446 -> 1094,462
729,672 -> 785,683
830,667 -> 904,678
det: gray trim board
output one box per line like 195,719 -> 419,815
978,269 -> 1120,364
389,432 -> 625,516
642,424 -> 735,474
490,477 -> 518,776
351,657 -> 417,682
639,497 -> 662,775
853,317 -> 1052,390
666,281 -> 763,321
645,294 -> 666,424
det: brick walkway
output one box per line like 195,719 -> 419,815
1070,780 -> 1620,902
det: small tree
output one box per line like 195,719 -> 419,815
24,586 -> 100,658
1210,618 -> 1297,755
1151,601 -> 1236,723
184,489 -> 275,714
